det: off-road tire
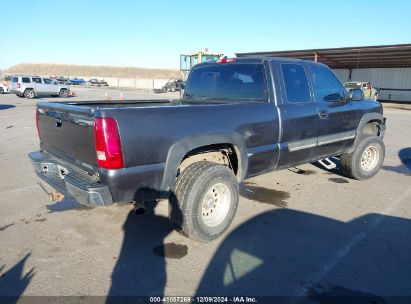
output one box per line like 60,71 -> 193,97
169,161 -> 239,242
340,135 -> 385,180
24,89 -> 35,99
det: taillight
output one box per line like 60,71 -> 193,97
94,117 -> 124,169
35,109 -> 41,140
17,83 -> 21,88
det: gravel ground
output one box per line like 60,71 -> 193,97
0,90 -> 410,302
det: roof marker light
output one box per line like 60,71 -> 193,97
217,57 -> 236,64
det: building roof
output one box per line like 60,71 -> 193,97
236,44 -> 411,69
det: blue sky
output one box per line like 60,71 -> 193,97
1,0 -> 410,70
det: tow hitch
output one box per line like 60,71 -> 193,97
38,181 -> 65,202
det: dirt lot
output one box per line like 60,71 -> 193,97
0,89 -> 410,301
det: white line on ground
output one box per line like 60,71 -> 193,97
292,187 -> 411,300
0,185 -> 38,195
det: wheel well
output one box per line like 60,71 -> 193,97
361,120 -> 383,137
178,144 -> 241,180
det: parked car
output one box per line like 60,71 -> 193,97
55,77 -> 71,85
29,57 -> 386,241
69,78 -> 86,85
0,83 -> 9,94
9,76 -> 70,99
344,81 -> 378,100
88,78 -> 108,87
162,78 -> 183,92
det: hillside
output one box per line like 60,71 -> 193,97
4,63 -> 180,79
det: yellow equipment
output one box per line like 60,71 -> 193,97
180,50 -> 223,80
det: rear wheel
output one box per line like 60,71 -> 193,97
59,89 -> 69,97
169,161 -> 239,242
24,89 -> 35,99
340,135 -> 385,180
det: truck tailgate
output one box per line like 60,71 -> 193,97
37,102 -> 97,173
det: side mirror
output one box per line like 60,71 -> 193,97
179,82 -> 186,90
349,89 -> 364,101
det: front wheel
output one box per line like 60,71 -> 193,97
340,135 -> 385,180
59,89 -> 69,98
169,161 -> 239,242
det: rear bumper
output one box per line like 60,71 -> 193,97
28,151 -> 113,206
10,89 -> 23,94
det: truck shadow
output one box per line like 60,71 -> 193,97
46,198 -> 92,213
382,147 -> 411,176
107,199 -> 179,302
196,208 -> 411,301
0,253 -> 35,303
0,105 -> 16,111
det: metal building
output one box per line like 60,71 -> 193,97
237,44 -> 411,102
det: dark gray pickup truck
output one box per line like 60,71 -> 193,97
29,57 -> 386,241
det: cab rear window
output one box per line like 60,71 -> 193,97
281,64 -> 311,103
185,63 -> 268,101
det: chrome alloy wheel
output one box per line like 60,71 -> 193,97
360,145 -> 380,171
201,182 -> 231,227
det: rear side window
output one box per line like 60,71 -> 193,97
311,65 -> 345,102
281,64 -> 310,103
32,77 -> 42,84
12,77 -> 18,83
185,63 -> 268,101
22,77 -> 31,83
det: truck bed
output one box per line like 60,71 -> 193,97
37,100 -> 180,165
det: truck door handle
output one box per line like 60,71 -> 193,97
318,110 -> 328,119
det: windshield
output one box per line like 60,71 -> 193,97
184,63 -> 268,101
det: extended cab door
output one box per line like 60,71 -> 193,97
273,61 -> 322,169
308,64 -> 360,158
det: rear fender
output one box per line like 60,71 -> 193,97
160,132 -> 248,191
